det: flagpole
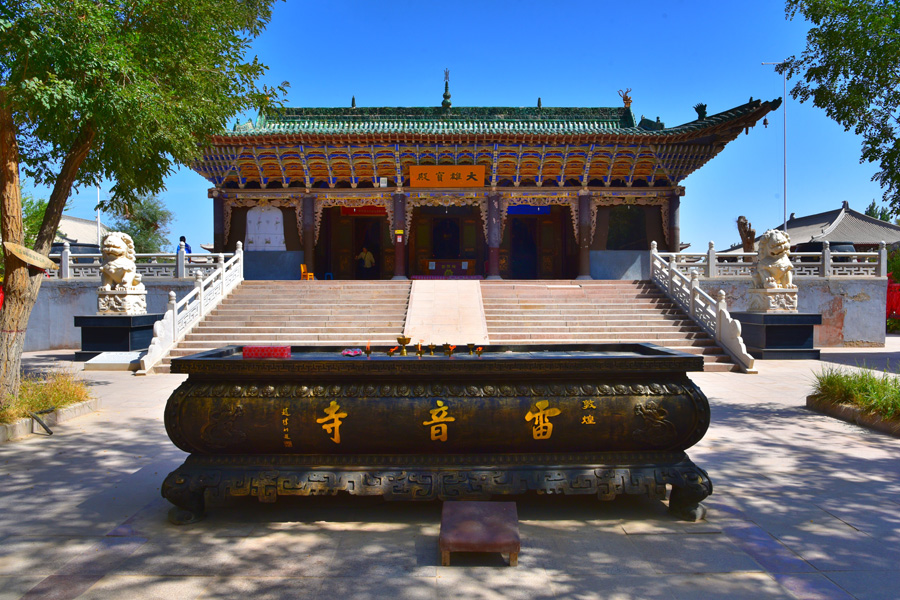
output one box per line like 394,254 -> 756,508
96,186 -> 101,246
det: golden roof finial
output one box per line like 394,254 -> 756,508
618,88 -> 633,108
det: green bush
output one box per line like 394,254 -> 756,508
813,365 -> 900,421
0,371 -> 92,425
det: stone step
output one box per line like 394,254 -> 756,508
209,306 -> 406,320
484,327 -> 704,335
184,331 -> 405,342
194,323 -> 407,334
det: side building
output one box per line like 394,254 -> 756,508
192,88 -> 779,280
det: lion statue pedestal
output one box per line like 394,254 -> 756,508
97,232 -> 147,316
748,229 -> 797,314
73,232 -> 163,362
731,229 -> 821,359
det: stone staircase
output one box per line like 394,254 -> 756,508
480,280 -> 737,372
155,278 -> 735,373
157,280 -> 412,373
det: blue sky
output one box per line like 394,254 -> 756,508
30,0 -> 884,252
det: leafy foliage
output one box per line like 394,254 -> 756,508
887,248 -> 900,283
865,200 -> 893,223
779,1 -> 900,211
106,194 -> 173,253
21,193 -> 47,249
0,0 -> 287,215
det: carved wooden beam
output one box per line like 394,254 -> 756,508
581,143 -> 595,186
604,144 -> 619,186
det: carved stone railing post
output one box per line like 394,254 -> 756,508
878,241 -> 888,278
235,241 -> 244,279
168,291 -> 178,342
716,291 -> 726,339
176,241 -> 186,278
706,241 -> 716,278
668,256 -> 676,294
820,241 -> 832,277
60,242 -> 71,279
195,272 -> 205,316
216,253 -> 226,307
690,271 -> 699,316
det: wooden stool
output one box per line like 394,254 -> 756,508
439,501 -> 520,567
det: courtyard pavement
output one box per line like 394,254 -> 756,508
2,340 -> 900,600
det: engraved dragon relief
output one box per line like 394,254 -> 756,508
200,403 -> 247,449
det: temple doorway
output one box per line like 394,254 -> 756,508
354,217 -> 382,279
315,207 -> 390,279
409,206 -> 483,277
509,217 -> 537,279
500,205 -> 577,279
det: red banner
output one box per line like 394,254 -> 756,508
340,206 -> 387,216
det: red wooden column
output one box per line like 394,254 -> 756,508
576,190 -> 593,280
486,192 -> 502,279
302,193 -> 316,273
668,193 -> 681,253
392,192 -> 408,280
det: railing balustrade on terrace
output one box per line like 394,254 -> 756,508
661,240 -> 888,279
47,241 -> 230,281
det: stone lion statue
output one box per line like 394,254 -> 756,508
752,229 -> 796,290
100,232 -> 143,290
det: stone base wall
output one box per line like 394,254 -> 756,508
590,250 -> 650,280
26,279 -> 196,352
699,278 -> 887,347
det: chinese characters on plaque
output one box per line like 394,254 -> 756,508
409,165 -> 485,188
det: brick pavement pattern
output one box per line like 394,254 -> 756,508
2,341 -> 900,599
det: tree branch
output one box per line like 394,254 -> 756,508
33,119 -> 95,255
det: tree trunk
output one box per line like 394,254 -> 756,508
0,93 -> 31,402
0,94 -> 94,403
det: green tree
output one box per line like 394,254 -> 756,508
107,195 -> 174,254
0,1 -> 287,400
779,1 -> 900,211
21,193 -> 48,249
865,200 -> 892,223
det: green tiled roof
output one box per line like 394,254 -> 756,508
220,99 -> 780,139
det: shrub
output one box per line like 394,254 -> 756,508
0,371 -> 92,425
812,365 -> 900,421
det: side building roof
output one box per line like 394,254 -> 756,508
55,215 -> 109,245
725,201 -> 900,250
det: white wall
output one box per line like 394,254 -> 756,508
25,279 -> 195,351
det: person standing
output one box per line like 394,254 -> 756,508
179,236 -> 192,254
356,246 -> 375,279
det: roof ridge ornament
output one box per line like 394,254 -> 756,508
618,88 -> 632,108
693,103 -> 707,120
442,69 -> 452,110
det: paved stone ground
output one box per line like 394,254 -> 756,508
2,341 -> 900,600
